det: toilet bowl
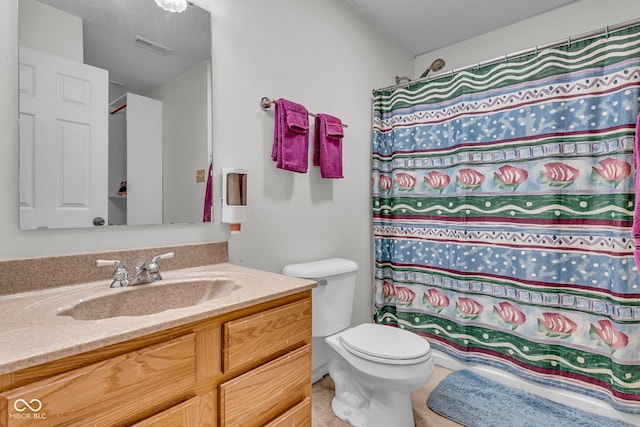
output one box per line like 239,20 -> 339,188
282,258 -> 434,427
325,323 -> 433,427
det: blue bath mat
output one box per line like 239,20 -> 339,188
427,369 -> 634,427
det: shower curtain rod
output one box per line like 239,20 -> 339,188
376,17 -> 640,93
260,97 -> 349,128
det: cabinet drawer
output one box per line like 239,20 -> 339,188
219,344 -> 311,427
0,334 -> 196,427
223,298 -> 311,372
264,397 -> 311,427
131,391 -> 215,427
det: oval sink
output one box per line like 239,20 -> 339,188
58,278 -> 240,320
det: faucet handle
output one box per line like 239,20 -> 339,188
96,259 -> 130,287
151,252 -> 174,264
96,259 -> 125,268
147,252 -> 174,281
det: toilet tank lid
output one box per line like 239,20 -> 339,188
282,258 -> 358,279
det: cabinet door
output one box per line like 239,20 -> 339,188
223,298 -> 311,372
131,392 -> 215,427
219,344 -> 311,427
0,334 -> 196,427
264,397 -> 311,427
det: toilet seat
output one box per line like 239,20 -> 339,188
339,323 -> 431,365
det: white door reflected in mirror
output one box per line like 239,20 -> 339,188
19,46 -> 108,229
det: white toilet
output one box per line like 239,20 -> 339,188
282,258 -> 433,427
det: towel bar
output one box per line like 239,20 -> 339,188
260,97 -> 348,128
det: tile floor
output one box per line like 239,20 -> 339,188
311,365 -> 462,426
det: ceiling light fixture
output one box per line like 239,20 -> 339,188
154,0 -> 187,13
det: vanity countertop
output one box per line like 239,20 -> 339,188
0,263 -> 315,375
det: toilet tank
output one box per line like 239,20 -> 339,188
282,258 -> 358,338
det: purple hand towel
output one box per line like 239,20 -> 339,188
633,113 -> 640,267
272,98 -> 309,173
313,113 -> 344,179
202,160 -> 213,222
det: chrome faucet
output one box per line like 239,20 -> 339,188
96,252 -> 174,288
131,252 -> 174,285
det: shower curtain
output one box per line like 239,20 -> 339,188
372,25 -> 640,413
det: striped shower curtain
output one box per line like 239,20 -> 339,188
372,25 -> 640,413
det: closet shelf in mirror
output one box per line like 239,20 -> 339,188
110,103 -> 127,115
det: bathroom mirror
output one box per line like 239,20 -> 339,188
18,0 -> 212,229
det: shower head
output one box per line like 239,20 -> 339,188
419,58 -> 446,79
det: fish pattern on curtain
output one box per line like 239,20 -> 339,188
372,25 -> 640,413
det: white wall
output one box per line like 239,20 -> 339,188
0,0 -> 413,338
208,0 -> 413,330
150,60 -> 211,224
18,0 -> 82,62
414,0 -> 640,79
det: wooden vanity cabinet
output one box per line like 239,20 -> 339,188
131,393 -> 216,427
0,290 -> 312,427
219,298 -> 313,426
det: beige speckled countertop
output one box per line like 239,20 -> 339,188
0,262 -> 315,375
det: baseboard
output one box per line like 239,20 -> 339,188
312,363 -> 329,383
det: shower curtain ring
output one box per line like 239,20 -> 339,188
504,54 -> 508,63
567,36 -> 572,47
605,26 -> 609,38
534,46 -> 538,57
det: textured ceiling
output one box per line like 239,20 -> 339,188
35,0 -> 211,99
347,0 -> 577,56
